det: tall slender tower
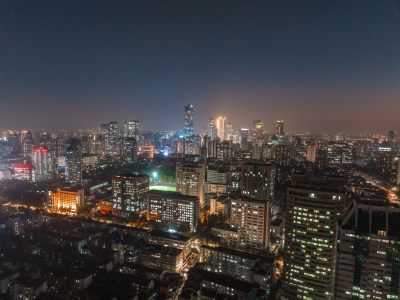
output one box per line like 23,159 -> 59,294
65,138 -> 82,186
275,120 -> 285,136
216,116 -> 226,141
184,104 -> 194,136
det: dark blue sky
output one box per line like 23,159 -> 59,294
1,0 -> 399,133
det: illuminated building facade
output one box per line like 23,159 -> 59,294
335,202 -> 400,299
184,104 -> 194,136
176,161 -> 205,208
230,197 -> 270,250
275,120 -> 285,136
122,137 -> 137,163
253,120 -> 264,145
240,162 -> 275,201
112,173 -> 149,213
50,187 -> 85,212
65,138 -> 82,186
32,146 -> 54,182
282,174 -> 346,300
12,164 -> 32,181
100,121 -> 120,156
148,190 -> 200,232
88,133 -> 105,157
141,144 -> 154,159
208,118 -> 217,140
123,119 -> 140,141
216,116 -> 226,141
21,131 -> 34,158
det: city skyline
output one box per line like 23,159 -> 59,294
1,1 -> 400,132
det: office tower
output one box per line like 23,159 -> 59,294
124,119 -> 140,141
208,118 -> 217,140
184,104 -> 194,136
65,138 -> 82,186
205,167 -> 229,195
240,162 -> 275,201
282,174 -> 346,300
306,144 -> 317,162
273,143 -> 294,166
148,190 -> 200,232
335,202 -> 400,299
216,116 -> 226,140
39,133 -> 58,177
230,197 -> 270,250
88,133 -> 105,157
253,120 -> 264,145
21,131 -> 34,158
12,164 -> 32,181
50,187 -> 85,212
112,173 -> 149,213
176,161 -> 205,208
100,121 -> 120,156
375,142 -> 393,178
239,128 -> 250,150
122,137 -> 137,163
275,120 -> 285,136
31,146 -> 54,182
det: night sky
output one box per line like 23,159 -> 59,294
1,0 -> 399,133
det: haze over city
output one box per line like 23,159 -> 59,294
1,0 -> 400,132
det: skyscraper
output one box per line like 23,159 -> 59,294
335,202 -> 400,299
32,146 -> 54,182
253,120 -> 264,145
112,173 -> 149,213
240,162 -> 275,201
100,121 -> 120,156
208,118 -> 217,140
275,120 -> 285,136
124,119 -> 140,141
230,197 -> 270,250
65,138 -> 82,186
184,104 -> 194,136
21,131 -> 34,158
216,116 -> 226,141
176,161 -> 205,208
282,174 -> 346,300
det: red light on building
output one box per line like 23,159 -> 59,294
34,146 -> 48,153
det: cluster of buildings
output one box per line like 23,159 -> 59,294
1,104 -> 400,299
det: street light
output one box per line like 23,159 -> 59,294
152,171 -> 158,184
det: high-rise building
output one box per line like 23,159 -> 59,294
31,146 -> 54,182
21,131 -> 34,158
50,187 -> 85,212
216,116 -> 226,141
230,197 -> 270,250
39,133 -> 58,177
112,173 -> 149,213
176,161 -> 205,207
282,174 -> 346,300
124,120 -> 140,141
148,190 -> 200,232
88,133 -> 105,157
100,121 -> 120,156
253,120 -> 264,145
240,162 -> 275,201
122,138 -> 137,163
184,104 -> 194,136
335,202 -> 400,299
275,120 -> 285,136
65,138 -> 82,186
208,118 -> 217,140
